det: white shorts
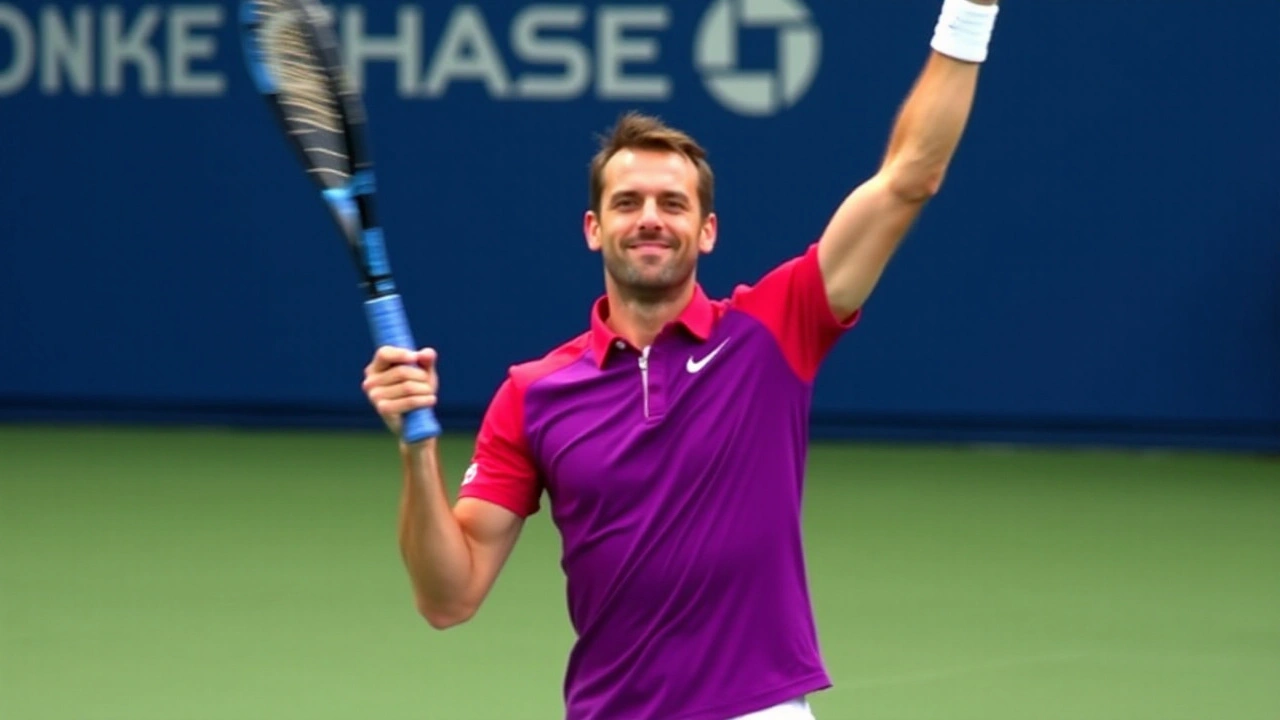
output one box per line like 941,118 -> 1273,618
726,697 -> 815,720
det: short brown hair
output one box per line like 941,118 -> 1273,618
588,111 -> 714,218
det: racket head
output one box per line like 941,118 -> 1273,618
239,0 -> 392,294
239,0 -> 439,442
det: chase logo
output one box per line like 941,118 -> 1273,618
3,2 -> 825,113
695,0 -> 822,117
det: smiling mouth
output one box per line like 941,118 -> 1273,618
626,239 -> 675,250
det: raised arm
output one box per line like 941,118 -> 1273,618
364,347 -> 527,630
817,0 -> 1000,319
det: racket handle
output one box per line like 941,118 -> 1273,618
364,294 -> 442,443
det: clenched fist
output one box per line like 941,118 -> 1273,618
362,346 -> 439,437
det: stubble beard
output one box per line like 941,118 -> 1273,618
603,241 -> 696,305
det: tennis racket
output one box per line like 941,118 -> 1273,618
238,0 -> 440,443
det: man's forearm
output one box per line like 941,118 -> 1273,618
882,0 -> 997,201
814,0 -> 1000,315
397,439 -> 476,627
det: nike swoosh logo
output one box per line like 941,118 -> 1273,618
686,338 -> 730,374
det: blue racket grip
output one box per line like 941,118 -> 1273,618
364,294 -> 442,443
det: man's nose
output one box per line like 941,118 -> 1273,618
638,198 -> 663,230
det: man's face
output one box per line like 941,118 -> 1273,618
585,149 -> 717,300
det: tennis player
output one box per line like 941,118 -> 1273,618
362,2 -> 1000,717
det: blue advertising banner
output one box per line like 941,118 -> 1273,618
3,0 -> 1277,448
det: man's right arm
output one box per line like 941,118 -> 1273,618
397,439 -> 525,629
364,347 -> 538,630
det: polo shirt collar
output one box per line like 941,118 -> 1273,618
590,285 -> 715,367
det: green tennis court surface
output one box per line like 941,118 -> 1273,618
2,426 -> 1276,719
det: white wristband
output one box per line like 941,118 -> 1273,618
930,0 -> 999,63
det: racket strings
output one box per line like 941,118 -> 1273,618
259,4 -> 350,181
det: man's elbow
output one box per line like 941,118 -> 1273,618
884,161 -> 947,204
416,599 -> 477,631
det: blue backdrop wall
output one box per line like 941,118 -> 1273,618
3,0 -> 1277,449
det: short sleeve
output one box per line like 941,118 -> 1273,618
457,377 -> 541,517
729,243 -> 859,382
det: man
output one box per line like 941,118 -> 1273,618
361,1 -> 1000,717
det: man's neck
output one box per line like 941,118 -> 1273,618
605,281 -> 695,350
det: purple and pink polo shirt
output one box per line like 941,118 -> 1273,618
459,244 -> 858,720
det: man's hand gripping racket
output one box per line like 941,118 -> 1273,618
238,0 -> 440,443
362,347 -> 439,440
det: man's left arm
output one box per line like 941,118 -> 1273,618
818,0 -> 1000,320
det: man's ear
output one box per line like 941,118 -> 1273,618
584,210 -> 602,251
698,212 -> 718,254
